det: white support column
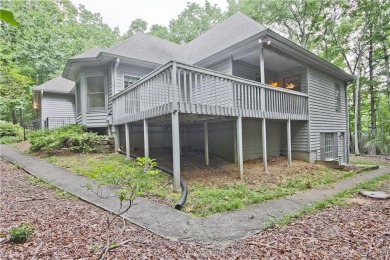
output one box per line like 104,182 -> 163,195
125,123 -> 130,159
262,118 -> 268,172
259,43 -> 265,84
237,116 -> 244,180
143,119 -> 149,160
204,121 -> 209,165
114,125 -> 120,152
171,112 -> 181,192
287,119 -> 292,166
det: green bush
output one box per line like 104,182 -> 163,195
29,124 -> 100,154
8,223 -> 34,243
0,121 -> 23,143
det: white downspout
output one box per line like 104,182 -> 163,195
110,58 -> 120,136
113,58 -> 120,95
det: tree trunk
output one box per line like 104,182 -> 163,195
11,109 -> 17,125
383,44 -> 390,109
354,62 -> 361,155
369,38 -> 376,155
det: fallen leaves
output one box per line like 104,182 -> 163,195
1,158 -> 389,259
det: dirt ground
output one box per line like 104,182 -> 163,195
1,158 -> 389,259
134,147 -> 323,186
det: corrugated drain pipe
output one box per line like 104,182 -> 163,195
117,150 -> 187,210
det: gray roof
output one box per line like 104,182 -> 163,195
33,76 -> 74,93
101,12 -> 266,64
104,33 -> 185,64
72,47 -> 104,59
64,12 -> 352,82
185,12 -> 267,64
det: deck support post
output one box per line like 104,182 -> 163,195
171,112 -> 181,192
262,118 -> 268,172
259,43 -> 265,84
143,119 -> 149,167
287,119 -> 292,166
237,116 -> 244,180
125,123 -> 130,159
204,121 -> 209,165
114,125 -> 120,152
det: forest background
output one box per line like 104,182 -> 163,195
0,0 -> 389,155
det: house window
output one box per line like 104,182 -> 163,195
324,133 -> 334,159
87,76 -> 105,111
335,84 -> 341,111
124,75 -> 140,89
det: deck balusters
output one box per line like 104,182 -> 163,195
112,62 -> 309,124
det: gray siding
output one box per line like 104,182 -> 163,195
41,93 -> 75,120
232,60 -> 278,84
307,67 -> 347,160
185,121 -> 236,161
206,58 -> 232,74
242,119 -> 284,160
85,112 -> 108,128
116,64 -> 155,94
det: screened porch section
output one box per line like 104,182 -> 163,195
112,61 -> 309,125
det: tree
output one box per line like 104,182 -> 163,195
122,18 -> 148,39
168,1 -> 225,44
0,0 -> 120,122
0,63 -> 33,124
149,24 -> 170,40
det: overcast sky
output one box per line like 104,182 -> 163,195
70,0 -> 228,34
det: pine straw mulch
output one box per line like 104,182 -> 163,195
1,158 -> 389,259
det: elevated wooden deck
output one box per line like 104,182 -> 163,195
112,61 -> 309,125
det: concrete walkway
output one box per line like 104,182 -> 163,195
1,145 -> 389,246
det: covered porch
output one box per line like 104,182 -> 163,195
112,61 -> 309,191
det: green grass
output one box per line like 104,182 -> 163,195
185,167 -> 357,216
42,152 -> 377,217
45,153 -> 180,204
349,155 -> 383,165
265,172 -> 390,228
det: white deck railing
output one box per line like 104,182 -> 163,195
112,61 -> 309,124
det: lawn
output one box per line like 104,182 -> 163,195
44,152 -> 368,217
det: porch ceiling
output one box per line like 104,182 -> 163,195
234,48 -> 304,73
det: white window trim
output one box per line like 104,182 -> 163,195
123,74 -> 141,89
86,75 -> 107,112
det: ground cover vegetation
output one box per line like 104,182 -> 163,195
29,124 -> 101,154
46,151 -> 367,216
0,121 -> 23,144
1,158 -> 389,259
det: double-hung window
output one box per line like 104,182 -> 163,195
124,75 -> 140,89
87,76 -> 105,111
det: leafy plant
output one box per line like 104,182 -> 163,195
29,124 -> 101,154
83,157 -> 161,259
0,121 -> 23,144
8,223 -> 34,243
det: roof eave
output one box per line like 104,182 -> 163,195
266,30 -> 354,82
99,51 -> 163,68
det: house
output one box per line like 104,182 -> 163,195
52,12 -> 352,191
33,76 -> 76,129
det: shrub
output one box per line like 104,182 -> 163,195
29,124 -> 100,154
0,121 -> 23,144
8,223 -> 34,243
